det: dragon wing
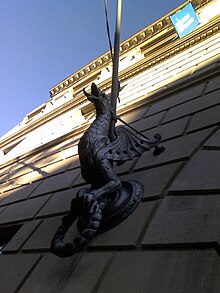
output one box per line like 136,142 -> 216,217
98,125 -> 161,162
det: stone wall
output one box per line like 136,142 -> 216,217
0,60 -> 220,292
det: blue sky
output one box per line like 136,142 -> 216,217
0,0 -> 184,138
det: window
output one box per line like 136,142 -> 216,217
0,225 -> 22,254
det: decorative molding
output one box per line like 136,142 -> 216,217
0,0 -> 218,154
50,0 -> 213,97
1,18 -> 219,152
90,19 -> 220,94
120,20 -> 220,81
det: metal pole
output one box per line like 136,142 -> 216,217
109,0 -> 122,141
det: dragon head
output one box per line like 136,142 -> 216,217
83,83 -> 110,114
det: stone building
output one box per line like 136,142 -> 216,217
0,0 -> 220,292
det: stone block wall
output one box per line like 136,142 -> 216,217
0,64 -> 220,292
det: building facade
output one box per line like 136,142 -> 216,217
0,0 -> 220,292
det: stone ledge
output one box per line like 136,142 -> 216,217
18,252 -> 112,293
89,201 -> 156,249
142,195 -> 220,247
169,150 -> 220,194
0,254 -> 41,293
143,116 -> 189,142
3,220 -> 42,253
0,195 -> 50,225
204,128 -> 220,149
120,162 -> 182,199
188,104 -> 220,133
162,89 -> 220,124
146,83 -> 205,117
30,169 -> 79,197
96,250 -> 220,293
134,128 -> 212,171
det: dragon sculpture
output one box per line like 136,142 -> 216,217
51,83 -> 164,257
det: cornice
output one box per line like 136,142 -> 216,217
0,96 -> 87,150
0,0 -> 218,152
119,18 -> 220,83
0,15 -> 219,150
50,0 -> 214,97
87,18 -> 220,94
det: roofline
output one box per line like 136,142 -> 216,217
0,0 -> 218,150
49,0 -> 213,97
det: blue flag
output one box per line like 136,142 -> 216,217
170,3 -> 200,38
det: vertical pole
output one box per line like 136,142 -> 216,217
109,0 -> 122,141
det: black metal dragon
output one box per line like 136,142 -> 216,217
51,83 -> 164,257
